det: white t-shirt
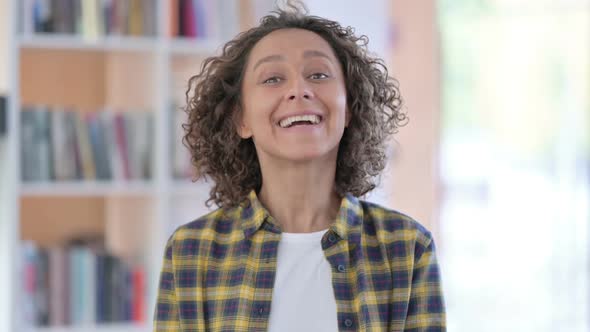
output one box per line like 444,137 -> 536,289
267,229 -> 339,332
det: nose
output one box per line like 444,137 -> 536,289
286,77 -> 314,101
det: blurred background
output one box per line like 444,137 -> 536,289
0,0 -> 588,331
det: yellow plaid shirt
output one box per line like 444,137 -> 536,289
154,190 -> 446,331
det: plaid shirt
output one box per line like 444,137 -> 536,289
154,190 -> 446,331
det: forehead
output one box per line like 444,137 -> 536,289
246,28 -> 338,67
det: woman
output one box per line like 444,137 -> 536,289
154,3 -> 446,332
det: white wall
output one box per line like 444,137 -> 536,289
305,0 -> 389,58
303,0 -> 394,207
0,0 -> 14,330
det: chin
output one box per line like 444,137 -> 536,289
279,146 -> 338,163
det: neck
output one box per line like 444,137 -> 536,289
257,155 -> 341,233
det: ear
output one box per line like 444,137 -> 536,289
234,107 -> 253,139
344,107 -> 351,128
237,123 -> 253,139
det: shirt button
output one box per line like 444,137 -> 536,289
344,318 -> 353,327
337,264 -> 346,272
328,234 -> 336,243
258,306 -> 265,315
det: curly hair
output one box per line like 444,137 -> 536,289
183,3 -> 406,208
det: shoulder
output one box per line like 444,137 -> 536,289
164,206 -> 240,255
358,199 -> 435,257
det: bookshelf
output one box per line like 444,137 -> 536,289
2,1 -> 275,331
1,1 -> 396,331
32,324 -> 148,332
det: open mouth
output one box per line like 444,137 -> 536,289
278,114 -> 322,128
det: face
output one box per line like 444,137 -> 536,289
239,28 -> 349,164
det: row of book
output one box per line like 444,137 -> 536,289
170,0 -> 240,40
21,106 -> 153,182
21,241 -> 146,326
25,0 -> 157,38
23,0 -> 249,41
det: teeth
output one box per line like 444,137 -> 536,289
279,114 -> 321,128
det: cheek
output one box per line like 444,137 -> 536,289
322,81 -> 346,104
242,95 -> 278,130
250,88 -> 282,111
329,88 -> 348,120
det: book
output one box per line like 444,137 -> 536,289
20,108 -> 36,181
68,246 -> 97,324
48,246 -> 68,325
64,110 -> 82,180
21,106 -> 53,181
113,112 -> 131,180
87,112 -> 112,180
170,0 -> 179,37
51,108 -> 68,181
131,265 -> 145,322
21,242 -> 39,326
0,95 -> 6,136
74,110 -> 96,180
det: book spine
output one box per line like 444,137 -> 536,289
95,253 -> 106,323
48,247 -> 66,325
133,113 -> 152,180
68,248 -> 81,324
83,248 -> 97,324
75,112 -> 96,180
142,0 -> 156,36
123,114 -> 138,180
63,110 -> 81,180
114,113 -> 131,180
20,108 -> 35,182
32,106 -> 53,181
131,265 -> 145,322
21,242 -> 38,327
37,250 -> 50,325
87,112 -> 112,180
0,96 -> 6,136
51,108 -> 68,181
101,111 -> 122,181
170,0 -> 179,37
128,0 -> 143,36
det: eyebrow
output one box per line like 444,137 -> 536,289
252,50 -> 334,71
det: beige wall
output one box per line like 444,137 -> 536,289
388,1 -> 441,238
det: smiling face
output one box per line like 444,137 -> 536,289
239,28 -> 349,164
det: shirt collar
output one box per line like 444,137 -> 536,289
238,190 -> 363,240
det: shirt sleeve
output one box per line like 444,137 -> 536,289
153,236 -> 181,331
404,234 -> 447,331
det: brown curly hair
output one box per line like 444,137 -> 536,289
183,3 -> 406,208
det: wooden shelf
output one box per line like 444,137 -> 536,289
18,34 -> 158,53
171,178 -> 212,196
20,181 -> 155,197
167,37 -> 225,55
17,34 -> 233,55
31,323 -> 149,332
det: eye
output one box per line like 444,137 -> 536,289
309,72 -> 329,80
262,76 -> 282,84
